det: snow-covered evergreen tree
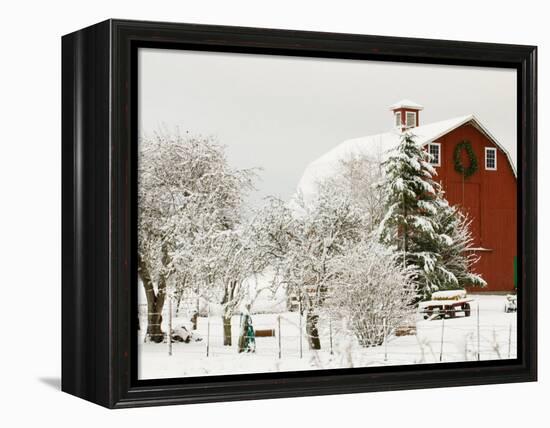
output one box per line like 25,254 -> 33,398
378,132 -> 484,301
434,201 -> 486,289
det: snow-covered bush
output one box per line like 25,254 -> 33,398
326,240 -> 417,347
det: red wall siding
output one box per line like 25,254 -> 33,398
431,123 -> 517,292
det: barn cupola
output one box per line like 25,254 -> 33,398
389,99 -> 424,132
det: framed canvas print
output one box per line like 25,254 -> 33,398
62,19 -> 537,408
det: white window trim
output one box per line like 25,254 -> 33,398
405,111 -> 416,128
485,147 -> 497,170
427,142 -> 441,166
395,111 -> 402,128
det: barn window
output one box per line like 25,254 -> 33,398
395,111 -> 401,128
485,147 -> 497,170
427,142 -> 441,166
405,111 -> 416,128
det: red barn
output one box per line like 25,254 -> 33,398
299,99 -> 517,292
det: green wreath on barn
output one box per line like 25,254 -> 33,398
453,140 -> 478,178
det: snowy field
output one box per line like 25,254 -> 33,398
138,294 -> 517,379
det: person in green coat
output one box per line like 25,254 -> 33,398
238,304 -> 256,353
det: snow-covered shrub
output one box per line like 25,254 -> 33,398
326,240 -> 417,347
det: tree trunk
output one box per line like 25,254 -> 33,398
220,280 -> 237,346
237,315 -> 246,352
138,251 -> 168,343
191,310 -> 198,331
191,291 -> 200,330
306,312 -> 321,350
174,274 -> 187,317
147,309 -> 164,343
223,315 -> 232,346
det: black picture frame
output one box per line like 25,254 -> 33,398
61,19 -> 537,408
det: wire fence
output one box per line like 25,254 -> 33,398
138,301 -> 518,364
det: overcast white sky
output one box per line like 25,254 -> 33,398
138,48 -> 516,205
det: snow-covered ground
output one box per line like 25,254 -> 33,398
138,294 -> 517,379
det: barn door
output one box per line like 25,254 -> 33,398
445,182 -> 481,246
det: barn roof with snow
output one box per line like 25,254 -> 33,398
389,99 -> 425,110
297,112 -> 516,200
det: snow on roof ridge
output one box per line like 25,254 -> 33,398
296,114 -> 516,202
412,113 -> 516,176
389,99 -> 424,110
409,114 -> 473,142
467,114 -> 517,177
308,114 -> 473,168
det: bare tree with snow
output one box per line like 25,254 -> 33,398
138,131 -> 255,342
326,240 -> 417,347
280,188 -> 364,350
325,153 -> 386,233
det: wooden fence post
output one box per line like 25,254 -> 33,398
329,315 -> 334,356
206,304 -> 211,357
439,316 -> 445,362
168,296 -> 173,356
299,301 -> 303,359
278,316 -> 282,359
477,305 -> 481,361
508,322 -> 512,359
383,318 -> 388,362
